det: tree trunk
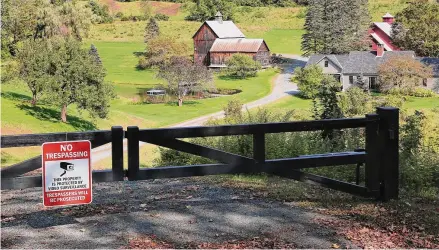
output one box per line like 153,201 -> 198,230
61,104 -> 67,123
31,93 -> 37,106
178,98 -> 183,107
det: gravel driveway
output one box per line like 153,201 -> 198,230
1,178 -> 353,249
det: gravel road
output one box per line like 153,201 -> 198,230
1,178 -> 354,249
90,56 -> 308,163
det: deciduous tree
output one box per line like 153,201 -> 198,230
17,39 -> 54,106
138,36 -> 188,69
378,55 -> 433,92
225,54 -> 262,79
292,64 -> 324,99
47,37 -> 114,122
186,0 -> 236,21
157,56 -> 214,106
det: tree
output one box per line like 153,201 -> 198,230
89,44 -> 103,66
139,0 -> 153,19
293,65 -> 325,99
138,36 -> 188,69
225,54 -> 262,79
144,18 -> 160,43
47,37 -> 114,122
312,75 -> 344,142
301,0 -> 371,56
1,0 -> 40,57
378,55 -> 433,92
186,0 -> 236,21
339,86 -> 371,117
157,56 -> 214,106
392,1 -> 439,57
1,0 -> 94,58
17,39 -> 54,106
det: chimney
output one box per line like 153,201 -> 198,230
215,11 -> 223,24
382,13 -> 394,24
377,43 -> 384,57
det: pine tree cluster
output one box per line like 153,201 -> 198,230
301,0 -> 371,56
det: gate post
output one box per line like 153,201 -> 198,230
376,107 -> 399,201
127,126 -> 140,181
111,126 -> 125,181
365,114 -> 380,195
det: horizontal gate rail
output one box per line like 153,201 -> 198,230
1,130 -> 112,148
138,117 -> 375,139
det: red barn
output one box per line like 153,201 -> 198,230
193,12 -> 270,68
369,13 -> 400,52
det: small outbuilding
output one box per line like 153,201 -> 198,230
193,12 -> 270,68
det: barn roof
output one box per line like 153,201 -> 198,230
204,20 -> 245,39
209,39 -> 266,53
373,22 -> 392,37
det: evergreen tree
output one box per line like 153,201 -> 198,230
144,17 -> 160,43
89,44 -> 102,66
302,0 -> 371,56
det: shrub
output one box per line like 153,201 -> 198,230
387,87 -> 436,97
292,65 -> 324,99
225,54 -> 262,79
154,13 -> 169,21
87,0 -> 113,24
115,12 -> 124,19
339,87 -> 371,117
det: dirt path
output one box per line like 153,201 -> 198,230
91,56 -> 308,163
1,178 -> 354,249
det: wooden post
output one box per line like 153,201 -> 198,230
111,126 -> 124,181
376,107 -> 399,201
127,126 -> 140,181
365,113 -> 380,196
253,133 -> 265,174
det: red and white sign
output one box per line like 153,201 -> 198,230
42,140 -> 92,207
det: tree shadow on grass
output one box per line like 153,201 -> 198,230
17,104 -> 97,131
1,91 -> 32,102
217,75 -> 249,81
165,100 -> 200,107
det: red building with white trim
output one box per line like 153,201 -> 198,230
369,13 -> 400,52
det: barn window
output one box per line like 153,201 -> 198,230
324,61 -> 329,67
423,78 -> 427,86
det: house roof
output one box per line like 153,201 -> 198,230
209,38 -> 266,52
204,20 -> 245,39
373,22 -> 392,37
370,33 -> 393,51
306,51 -> 419,75
418,57 -> 439,77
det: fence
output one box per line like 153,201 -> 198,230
1,107 -> 399,201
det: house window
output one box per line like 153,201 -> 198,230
423,78 -> 428,87
333,74 -> 341,82
324,61 -> 329,67
349,76 -> 354,84
369,77 -> 377,90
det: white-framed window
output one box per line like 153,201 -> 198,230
324,61 -> 329,67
